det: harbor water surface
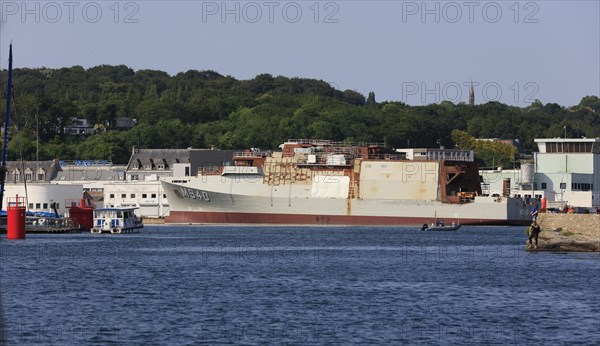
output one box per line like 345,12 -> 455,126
1,226 -> 599,345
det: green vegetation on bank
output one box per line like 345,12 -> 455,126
1,65 -> 599,165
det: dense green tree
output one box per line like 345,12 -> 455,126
451,130 -> 517,168
366,91 -> 376,106
1,65 -> 597,165
578,95 -> 600,112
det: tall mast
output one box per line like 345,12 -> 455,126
0,44 -> 13,210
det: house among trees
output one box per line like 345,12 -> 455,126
115,117 -> 137,131
63,117 -> 137,135
64,118 -> 95,135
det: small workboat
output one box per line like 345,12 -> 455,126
420,223 -> 461,231
91,207 -> 143,234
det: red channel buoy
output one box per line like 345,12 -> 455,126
7,195 -> 26,239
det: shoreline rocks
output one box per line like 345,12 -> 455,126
527,214 -> 600,252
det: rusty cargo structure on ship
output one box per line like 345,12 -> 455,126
161,139 -> 530,225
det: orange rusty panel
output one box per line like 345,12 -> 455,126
441,161 -> 482,203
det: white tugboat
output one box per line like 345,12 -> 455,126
91,207 -> 143,234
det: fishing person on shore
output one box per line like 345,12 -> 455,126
530,203 -> 539,221
527,221 -> 541,249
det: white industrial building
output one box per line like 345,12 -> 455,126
480,138 -> 599,209
3,183 -> 84,216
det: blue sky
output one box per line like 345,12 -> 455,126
1,1 -> 599,107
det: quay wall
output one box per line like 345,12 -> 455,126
141,217 -> 165,225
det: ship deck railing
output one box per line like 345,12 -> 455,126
233,151 -> 271,158
197,165 -> 223,176
285,139 -> 386,148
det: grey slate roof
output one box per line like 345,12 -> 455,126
55,165 -> 126,182
5,160 -> 62,182
126,147 -> 190,171
124,146 -> 237,175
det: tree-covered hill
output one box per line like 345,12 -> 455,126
1,65 -> 599,166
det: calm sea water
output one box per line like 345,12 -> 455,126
0,226 -> 599,345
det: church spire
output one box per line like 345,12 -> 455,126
469,80 -> 475,105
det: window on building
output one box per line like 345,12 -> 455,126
35,203 -> 41,209
25,173 -> 33,181
121,194 -> 126,198
56,203 -> 60,209
131,194 -> 135,198
109,194 -> 115,198
151,194 -> 157,198
37,173 -> 45,180
541,182 -> 547,189
142,194 -> 147,198
163,194 -> 167,198
43,203 -> 48,209
560,183 -> 566,190
28,203 -> 33,209
185,167 -> 190,176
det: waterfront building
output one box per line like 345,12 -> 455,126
3,159 -> 73,214
102,147 -> 236,218
56,160 -> 126,209
534,138 -> 599,208
480,138 -> 599,209
2,159 -> 125,215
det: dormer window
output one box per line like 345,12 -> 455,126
37,167 -> 46,181
24,168 -> 34,182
